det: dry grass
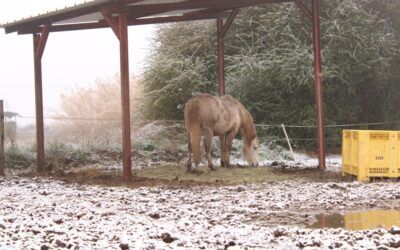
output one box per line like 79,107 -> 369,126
51,76 -> 144,146
137,165 -> 343,185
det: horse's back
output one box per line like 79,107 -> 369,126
184,94 -> 219,125
184,94 -> 241,134
186,93 -> 219,106
185,94 -> 237,111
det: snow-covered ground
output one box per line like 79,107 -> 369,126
1,174 -> 400,249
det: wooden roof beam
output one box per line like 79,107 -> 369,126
17,12 -> 229,34
119,0 -> 293,16
130,12 -> 228,25
182,8 -> 227,16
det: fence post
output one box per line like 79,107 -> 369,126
0,100 -> 4,176
281,124 -> 295,161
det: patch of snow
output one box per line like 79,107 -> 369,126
1,177 -> 399,248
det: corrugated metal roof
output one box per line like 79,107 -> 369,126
0,0 -> 197,28
0,0 -> 110,27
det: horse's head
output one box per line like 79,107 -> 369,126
243,137 -> 259,167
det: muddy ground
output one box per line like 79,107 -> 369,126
1,156 -> 400,249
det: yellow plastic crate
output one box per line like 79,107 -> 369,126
342,130 -> 400,181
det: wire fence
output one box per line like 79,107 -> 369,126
254,121 -> 400,128
15,114 -> 400,128
7,113 -> 400,147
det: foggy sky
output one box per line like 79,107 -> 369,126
0,0 -> 154,122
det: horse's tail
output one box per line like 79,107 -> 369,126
185,102 -> 201,166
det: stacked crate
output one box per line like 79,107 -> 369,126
342,130 -> 400,181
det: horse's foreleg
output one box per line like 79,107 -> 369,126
219,135 -> 227,167
225,129 -> 238,167
186,132 -> 192,171
204,129 -> 214,170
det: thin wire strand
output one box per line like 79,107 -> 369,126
14,114 -> 400,128
255,121 -> 400,128
7,113 -> 399,143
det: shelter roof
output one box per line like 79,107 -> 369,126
0,0 -> 291,34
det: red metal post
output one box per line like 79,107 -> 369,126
0,100 -> 4,176
119,14 -> 132,181
33,34 -> 45,172
217,18 -> 225,96
311,0 -> 326,170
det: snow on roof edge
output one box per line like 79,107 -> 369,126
0,0 -> 111,29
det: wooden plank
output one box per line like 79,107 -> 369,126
281,124 -> 295,160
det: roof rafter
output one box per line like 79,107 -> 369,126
119,0 -> 292,16
18,11 -> 229,34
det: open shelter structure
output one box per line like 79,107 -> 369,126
0,0 -> 326,180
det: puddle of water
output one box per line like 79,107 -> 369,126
307,210 -> 400,231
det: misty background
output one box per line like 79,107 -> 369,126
0,0 -> 154,122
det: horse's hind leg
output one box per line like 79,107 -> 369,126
204,129 -> 214,170
186,132 -> 192,171
219,135 -> 227,167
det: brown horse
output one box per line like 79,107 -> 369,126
184,93 -> 259,170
